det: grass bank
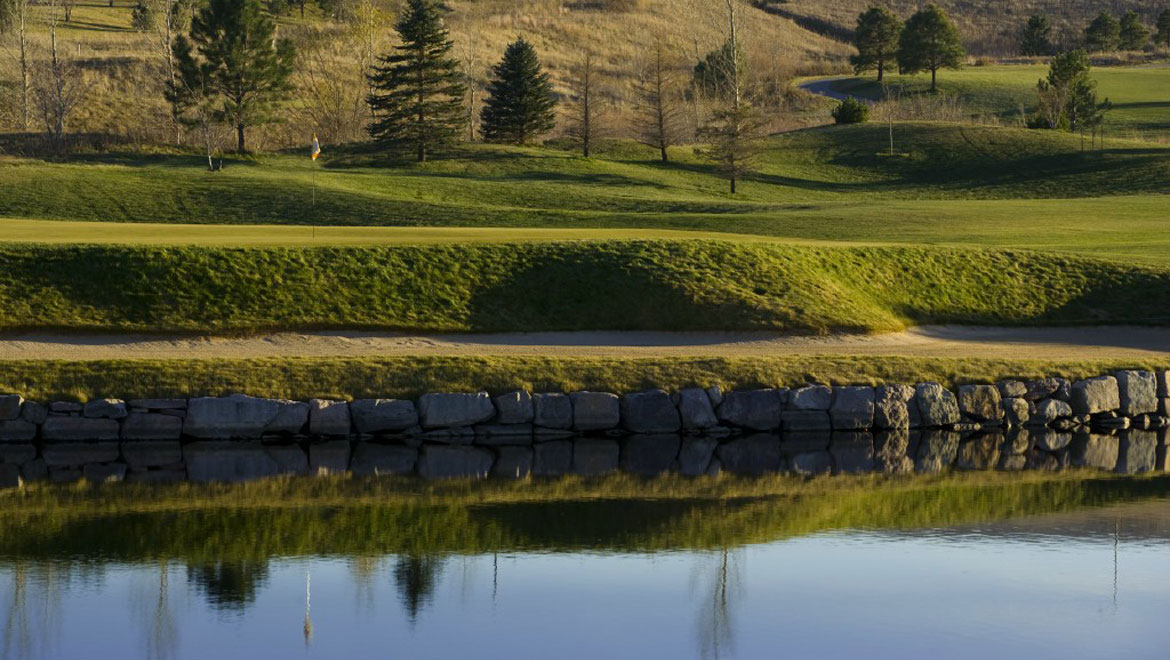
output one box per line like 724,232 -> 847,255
4,355 -> 1169,401
3,242 -> 1170,335
2,471 -> 1167,558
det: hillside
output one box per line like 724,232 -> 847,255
770,0 -> 1163,55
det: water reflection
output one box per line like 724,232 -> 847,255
2,476 -> 1170,659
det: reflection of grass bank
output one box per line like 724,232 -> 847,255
3,355 -> 1169,401
2,472 -> 1168,559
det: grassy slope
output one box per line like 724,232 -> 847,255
2,242 -> 1170,334
3,124 -> 1170,262
4,354 -> 1169,402
826,66 -> 1170,139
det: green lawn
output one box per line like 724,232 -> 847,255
821,65 -> 1170,140
2,241 -> 1169,334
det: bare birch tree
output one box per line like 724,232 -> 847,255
35,0 -> 90,149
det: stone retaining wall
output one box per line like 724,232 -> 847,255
1,370 -> 1168,486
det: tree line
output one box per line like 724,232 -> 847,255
1020,9 -> 1170,57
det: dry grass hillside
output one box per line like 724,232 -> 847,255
770,0 -> 1163,55
0,0 -> 849,150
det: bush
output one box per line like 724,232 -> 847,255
832,97 -> 870,124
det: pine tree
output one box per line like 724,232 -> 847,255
850,5 -> 901,81
480,38 -> 556,144
1019,14 -> 1053,57
366,0 -> 465,161
1119,11 -> 1149,51
172,0 -> 296,153
1085,12 -> 1120,53
1157,9 -> 1170,49
897,4 -> 964,92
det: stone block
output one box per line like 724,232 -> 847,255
997,380 -> 1027,399
570,392 -> 620,431
309,440 -> 351,474
1157,370 -> 1169,398
419,392 -> 495,428
473,424 -> 534,445
1071,376 -> 1120,416
915,383 -> 960,427
0,395 -> 23,420
533,393 -> 573,430
120,413 -> 183,440
265,400 -> 310,435
417,445 -> 493,479
83,398 -> 128,419
492,391 -> 533,425
184,442 -> 280,483
350,443 -> 417,476
788,385 -> 831,410
1116,370 -> 1157,417
677,388 -> 718,430
21,459 -> 47,482
1003,398 -> 1030,428
121,440 -> 183,468
309,399 -> 351,436
957,385 -> 1002,422
20,402 -> 47,424
780,409 -> 831,432
1028,398 -> 1073,426
621,390 -> 680,433
830,386 -> 875,430
41,417 -> 120,442
0,464 -> 20,489
572,438 -> 620,476
719,389 -> 784,431
49,401 -> 82,414
621,435 -> 680,476
184,395 -> 281,439
42,442 -> 120,467
126,468 -> 188,483
874,384 -> 914,429
127,398 -> 188,410
350,399 -> 417,434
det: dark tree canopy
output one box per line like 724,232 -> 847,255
1019,14 -> 1053,57
1118,11 -> 1149,51
850,5 -> 902,81
480,38 -> 556,145
366,0 -> 465,161
1157,9 -> 1170,48
172,0 -> 296,153
897,4 -> 965,92
692,39 -> 743,98
1032,49 -> 1110,137
1085,12 -> 1120,53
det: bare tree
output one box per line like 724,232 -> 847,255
296,36 -> 366,144
456,28 -> 481,142
566,51 -> 604,157
136,0 -> 184,143
349,0 -> 386,122
698,0 -> 765,193
633,39 -> 683,162
0,0 -> 33,130
35,0 -> 90,150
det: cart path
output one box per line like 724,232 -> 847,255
1,326 -> 1168,360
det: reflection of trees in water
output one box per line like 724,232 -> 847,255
1,561 -> 65,660
393,554 -> 445,622
693,549 -> 741,660
130,561 -> 178,660
186,560 -> 270,612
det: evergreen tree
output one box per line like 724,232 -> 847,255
850,5 -> 901,81
480,38 -> 556,144
1156,9 -> 1170,48
1119,11 -> 1149,51
1085,12 -> 1120,53
1019,14 -> 1053,56
897,4 -> 964,92
366,0 -> 464,161
172,0 -> 296,152
692,39 -> 742,98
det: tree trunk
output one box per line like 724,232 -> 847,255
729,175 -> 736,194
877,60 -> 884,82
237,124 -> 246,153
930,67 -> 937,92
660,143 -> 668,162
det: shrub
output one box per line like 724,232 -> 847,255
832,97 -> 870,124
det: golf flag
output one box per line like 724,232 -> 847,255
311,134 -> 321,160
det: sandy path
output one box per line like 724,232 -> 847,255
0,326 -> 1168,361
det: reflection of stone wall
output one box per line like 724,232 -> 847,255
0,370 -> 1168,486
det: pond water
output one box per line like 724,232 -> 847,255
2,482 -> 1170,659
